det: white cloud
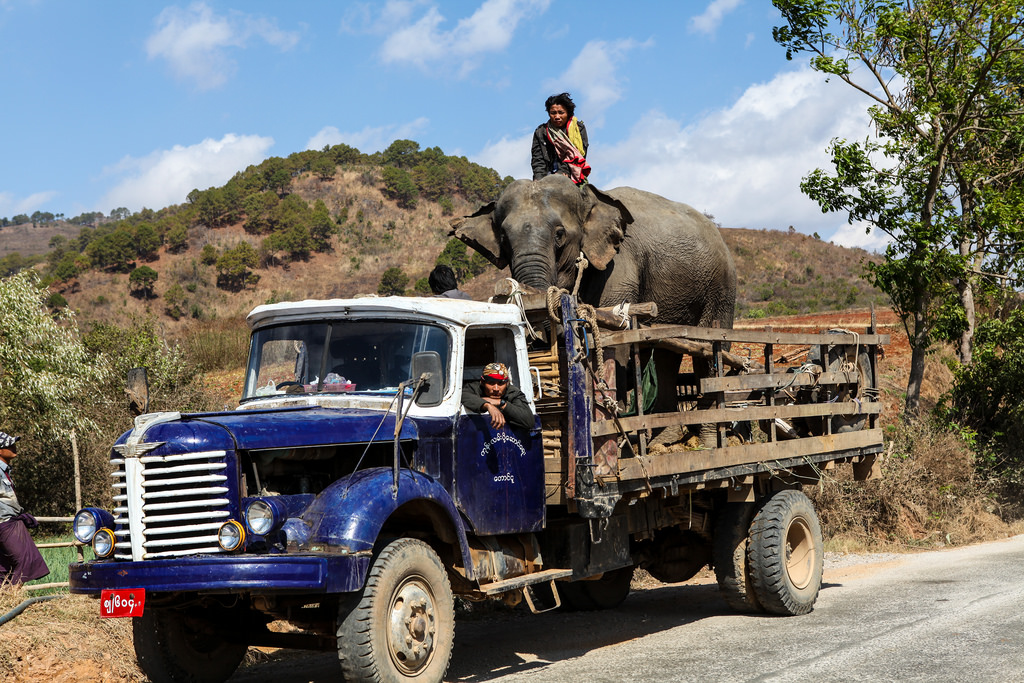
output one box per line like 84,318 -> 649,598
590,65 -> 887,248
376,0 -> 551,74
830,221 -> 890,251
146,2 -> 299,91
690,0 -> 744,35
306,118 -> 430,154
98,133 -> 274,213
0,190 -> 59,217
543,39 -> 650,127
473,133 -> 533,181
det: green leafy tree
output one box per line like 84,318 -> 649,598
166,223 -> 189,253
378,267 -> 409,296
133,222 -> 162,260
243,191 -> 280,234
328,143 -> 363,166
216,241 -> 260,290
129,265 -> 159,298
414,277 -> 431,294
382,166 -> 419,209
86,227 -> 136,271
773,0 -> 1024,415
200,243 -> 218,265
382,139 -> 421,168
411,162 -> 452,201
311,155 -> 337,181
435,238 -> 490,282
12,214 -> 29,225
0,271 -> 106,440
263,157 -> 291,195
309,199 -> 337,252
163,283 -> 188,319
109,207 -> 130,221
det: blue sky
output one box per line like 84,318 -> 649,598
0,1 -> 883,250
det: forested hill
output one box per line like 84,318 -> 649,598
0,139 -> 887,332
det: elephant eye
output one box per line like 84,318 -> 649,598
554,227 -> 567,247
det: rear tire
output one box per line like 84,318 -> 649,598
133,605 -> 248,683
747,490 -> 823,615
336,538 -> 455,683
559,566 -> 634,611
713,502 -> 763,613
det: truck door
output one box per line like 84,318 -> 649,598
455,326 -> 544,535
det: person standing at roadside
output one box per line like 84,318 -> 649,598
0,431 -> 49,585
531,92 -> 590,184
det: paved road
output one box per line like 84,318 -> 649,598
230,535 -> 1024,682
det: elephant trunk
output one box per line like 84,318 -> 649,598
509,252 -> 553,290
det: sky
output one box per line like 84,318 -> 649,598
0,1 -> 886,251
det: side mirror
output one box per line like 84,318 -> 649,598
410,351 -> 443,407
126,367 -> 149,416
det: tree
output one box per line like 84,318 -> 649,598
216,241 -> 259,290
166,223 -> 189,253
0,271 -> 105,441
129,265 -> 159,298
309,199 -> 337,252
311,155 -> 337,181
382,166 -> 419,209
382,139 -> 421,168
378,267 -> 409,296
109,207 -> 130,221
200,243 -> 219,265
133,223 -> 162,260
435,238 -> 490,282
12,214 -> 29,225
773,0 -> 1024,416
163,283 -> 188,319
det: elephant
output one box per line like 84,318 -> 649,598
450,174 -> 737,443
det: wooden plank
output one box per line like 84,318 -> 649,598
601,324 -> 889,348
590,400 -> 881,437
701,370 -> 871,393
616,429 -> 883,480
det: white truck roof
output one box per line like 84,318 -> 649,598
246,295 -> 528,330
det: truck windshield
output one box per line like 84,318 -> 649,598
242,320 -> 450,401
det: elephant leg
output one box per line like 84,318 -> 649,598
692,355 -> 719,449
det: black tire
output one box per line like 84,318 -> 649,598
133,605 -> 248,683
337,538 -> 455,683
559,565 -> 634,611
747,490 -> 823,616
712,502 -> 763,613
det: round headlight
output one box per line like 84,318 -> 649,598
218,521 -> 246,551
245,500 -> 276,535
74,509 -> 99,543
92,528 -> 115,557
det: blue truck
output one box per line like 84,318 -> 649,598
69,292 -> 886,683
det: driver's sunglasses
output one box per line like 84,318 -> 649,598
483,377 -> 508,386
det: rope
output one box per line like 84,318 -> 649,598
502,278 -> 540,341
572,252 -> 589,297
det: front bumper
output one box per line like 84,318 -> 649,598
69,553 -> 371,595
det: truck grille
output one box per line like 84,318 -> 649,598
111,449 -> 231,561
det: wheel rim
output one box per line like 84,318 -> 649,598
784,516 -> 816,590
387,575 -> 438,675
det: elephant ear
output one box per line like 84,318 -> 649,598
448,202 -> 508,269
581,185 -> 634,270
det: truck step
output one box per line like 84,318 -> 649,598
477,568 -> 573,595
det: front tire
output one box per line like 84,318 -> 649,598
337,538 -> 455,683
133,605 -> 248,683
747,489 -> 823,615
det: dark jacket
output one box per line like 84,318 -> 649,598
531,120 -> 589,181
461,380 -> 535,430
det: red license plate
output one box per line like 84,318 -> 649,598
100,588 -> 146,618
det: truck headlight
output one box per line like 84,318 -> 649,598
92,528 -> 116,557
74,508 -> 114,543
244,497 -> 286,536
218,521 -> 246,551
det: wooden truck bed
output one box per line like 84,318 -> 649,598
511,292 -> 887,511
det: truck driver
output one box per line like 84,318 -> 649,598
461,362 -> 534,430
